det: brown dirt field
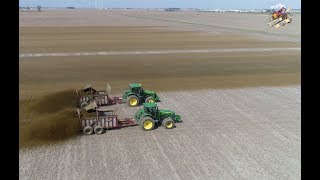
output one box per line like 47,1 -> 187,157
20,86 -> 301,179
19,48 -> 300,149
19,26 -> 299,54
19,9 -> 301,42
19,25 -> 300,148
20,51 -> 300,99
19,26 -> 300,100
19,10 -> 300,178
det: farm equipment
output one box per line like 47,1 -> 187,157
76,83 -> 122,108
122,83 -> 160,107
75,84 -> 99,96
267,7 -> 293,28
74,83 -> 182,134
135,103 -> 182,131
76,102 -> 135,135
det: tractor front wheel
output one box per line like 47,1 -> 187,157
145,96 -> 155,103
83,126 -> 93,135
127,95 -> 139,107
140,117 -> 155,131
162,118 -> 175,129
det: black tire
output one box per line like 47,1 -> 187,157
139,116 -> 155,131
145,96 -> 155,103
94,126 -> 104,135
127,95 -> 139,107
83,126 -> 93,135
162,118 -> 175,129
81,102 -> 88,109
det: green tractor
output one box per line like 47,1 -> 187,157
122,83 -> 160,107
135,103 -> 182,131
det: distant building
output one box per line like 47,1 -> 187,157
19,6 -> 31,11
165,8 -> 181,12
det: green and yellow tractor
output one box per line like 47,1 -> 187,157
122,83 -> 160,107
135,103 -> 182,131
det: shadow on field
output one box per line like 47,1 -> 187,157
19,90 -> 80,149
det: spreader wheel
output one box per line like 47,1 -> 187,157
94,126 -> 104,135
83,126 -> 93,135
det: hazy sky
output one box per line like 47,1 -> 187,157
19,0 -> 301,9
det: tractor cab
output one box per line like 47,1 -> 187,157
129,83 -> 144,97
143,103 -> 158,114
143,103 -> 159,117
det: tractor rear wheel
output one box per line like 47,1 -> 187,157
94,126 -> 104,135
83,126 -> 93,135
162,118 -> 175,129
127,95 -> 139,107
145,96 -> 155,103
140,116 -> 155,131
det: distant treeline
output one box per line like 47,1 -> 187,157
19,6 -> 77,11
19,5 -> 42,12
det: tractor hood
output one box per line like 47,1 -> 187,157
160,110 -> 182,122
144,90 -> 159,101
144,90 -> 156,95
160,110 -> 175,114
